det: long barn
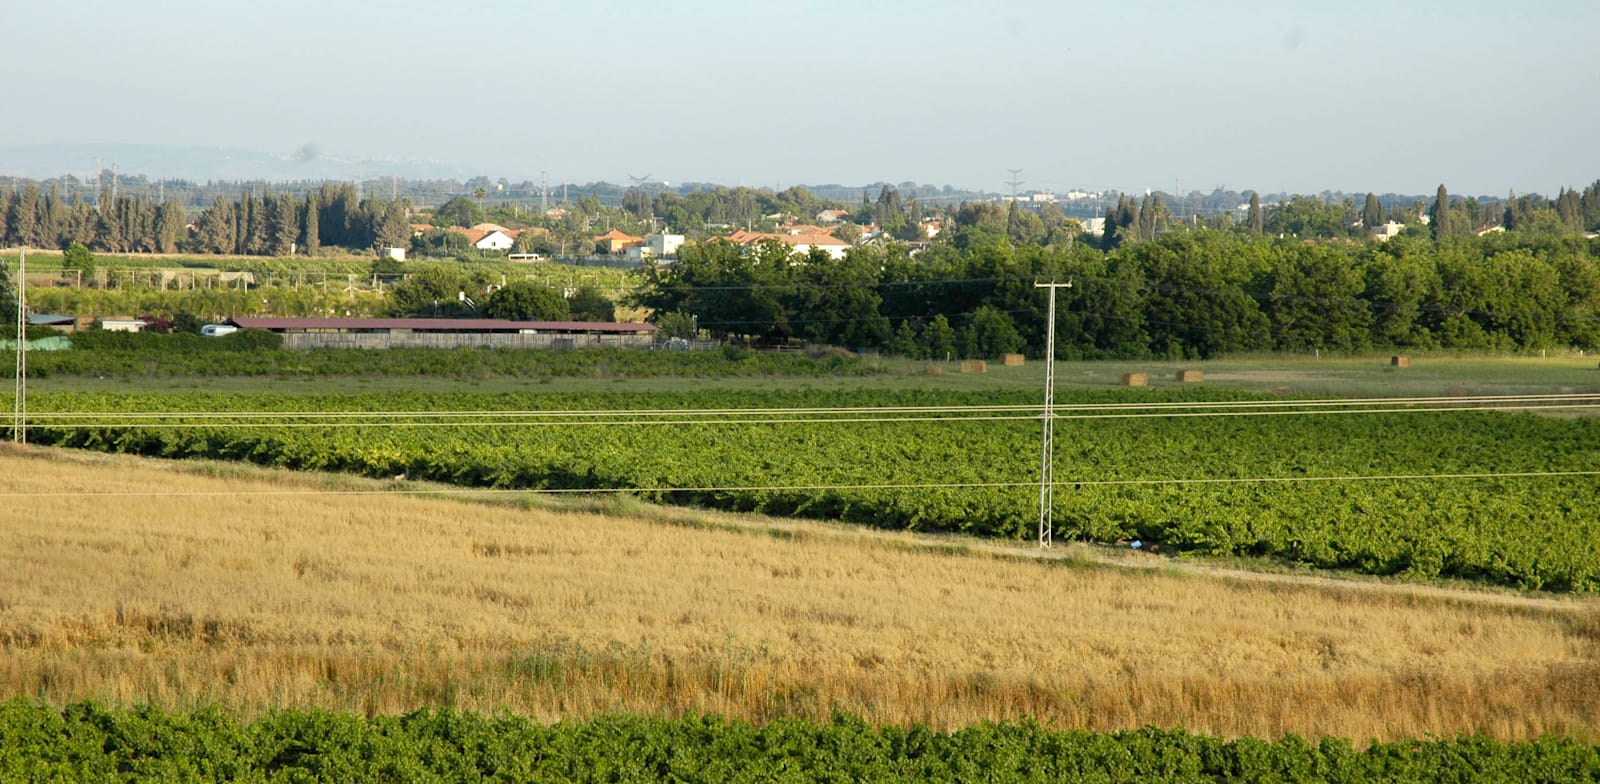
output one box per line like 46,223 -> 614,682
228,317 -> 658,350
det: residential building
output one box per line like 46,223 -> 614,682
713,229 -> 851,260
1373,221 -> 1406,241
595,229 -> 645,254
627,233 -> 686,261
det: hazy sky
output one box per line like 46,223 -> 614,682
5,0 -> 1597,195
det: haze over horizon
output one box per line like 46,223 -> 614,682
4,1 -> 1597,197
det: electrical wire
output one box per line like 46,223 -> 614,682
5,469 -> 1599,500
22,392 -> 1600,419
16,393 -> 1600,428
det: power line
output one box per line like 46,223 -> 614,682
6,468 -> 1599,501
20,392 -> 1600,420
14,395 -> 1600,429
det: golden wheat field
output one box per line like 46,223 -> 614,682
1,444 -> 1597,743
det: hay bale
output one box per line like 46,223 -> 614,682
960,359 -> 988,374
1120,372 -> 1148,387
1001,353 -> 1026,367
1176,369 -> 1204,383
1391,355 -> 1410,368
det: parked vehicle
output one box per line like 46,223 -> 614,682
200,324 -> 239,337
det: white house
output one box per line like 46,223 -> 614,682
627,233 -> 686,261
473,230 -> 517,252
717,229 -> 852,260
1373,221 -> 1406,242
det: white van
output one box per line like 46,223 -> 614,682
200,324 -> 239,337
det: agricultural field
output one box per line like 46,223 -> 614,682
15,364 -> 1600,590
6,355 -> 1600,778
2,446 -> 1597,746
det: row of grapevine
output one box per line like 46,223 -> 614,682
2,702 -> 1596,783
23,387 -> 1600,591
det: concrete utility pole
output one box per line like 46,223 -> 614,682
13,250 -> 27,444
1034,278 -> 1072,547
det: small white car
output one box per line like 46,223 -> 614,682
200,324 -> 239,337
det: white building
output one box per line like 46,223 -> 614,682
646,232 -> 684,259
473,230 -> 517,252
1373,221 -> 1406,241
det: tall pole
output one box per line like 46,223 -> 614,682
13,250 -> 26,444
1034,278 -> 1071,547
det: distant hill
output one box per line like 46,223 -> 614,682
0,142 -> 492,183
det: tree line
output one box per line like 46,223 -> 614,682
0,182 -> 410,256
636,228 -> 1600,359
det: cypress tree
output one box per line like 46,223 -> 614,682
247,191 -> 270,254
235,193 -> 252,254
1361,192 -> 1383,228
1247,192 -> 1263,236
0,255 -> 15,327
1557,188 -> 1583,230
14,184 -> 41,247
0,189 -> 15,246
1430,184 -> 1451,239
155,200 -> 183,253
303,193 -> 320,255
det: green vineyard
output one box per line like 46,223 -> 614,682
2,702 -> 1596,783
21,387 -> 1600,591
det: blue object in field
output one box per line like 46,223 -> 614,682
1130,540 -> 1143,550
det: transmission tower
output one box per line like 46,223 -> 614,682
1007,168 -> 1024,200
1033,277 -> 1072,548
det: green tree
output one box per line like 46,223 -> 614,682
958,305 -> 1025,359
1361,193 -> 1383,229
1247,192 -> 1263,236
568,286 -> 616,322
12,184 -> 42,246
652,310 -> 696,339
1430,184 -> 1454,239
0,259 -> 15,331
155,200 -> 183,254
919,313 -> 957,360
387,266 -> 470,317
267,194 -> 299,256
303,194 -> 321,255
62,241 -> 96,281
434,196 -> 483,229
1365,246 -> 1439,347
194,197 -> 236,254
484,281 -> 570,321
1267,244 -> 1370,352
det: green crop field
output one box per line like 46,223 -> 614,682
18,383 -> 1600,591
3,703 -> 1595,783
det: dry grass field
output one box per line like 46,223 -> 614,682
2,444 -> 1598,743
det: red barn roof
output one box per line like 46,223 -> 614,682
229,317 -> 655,333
